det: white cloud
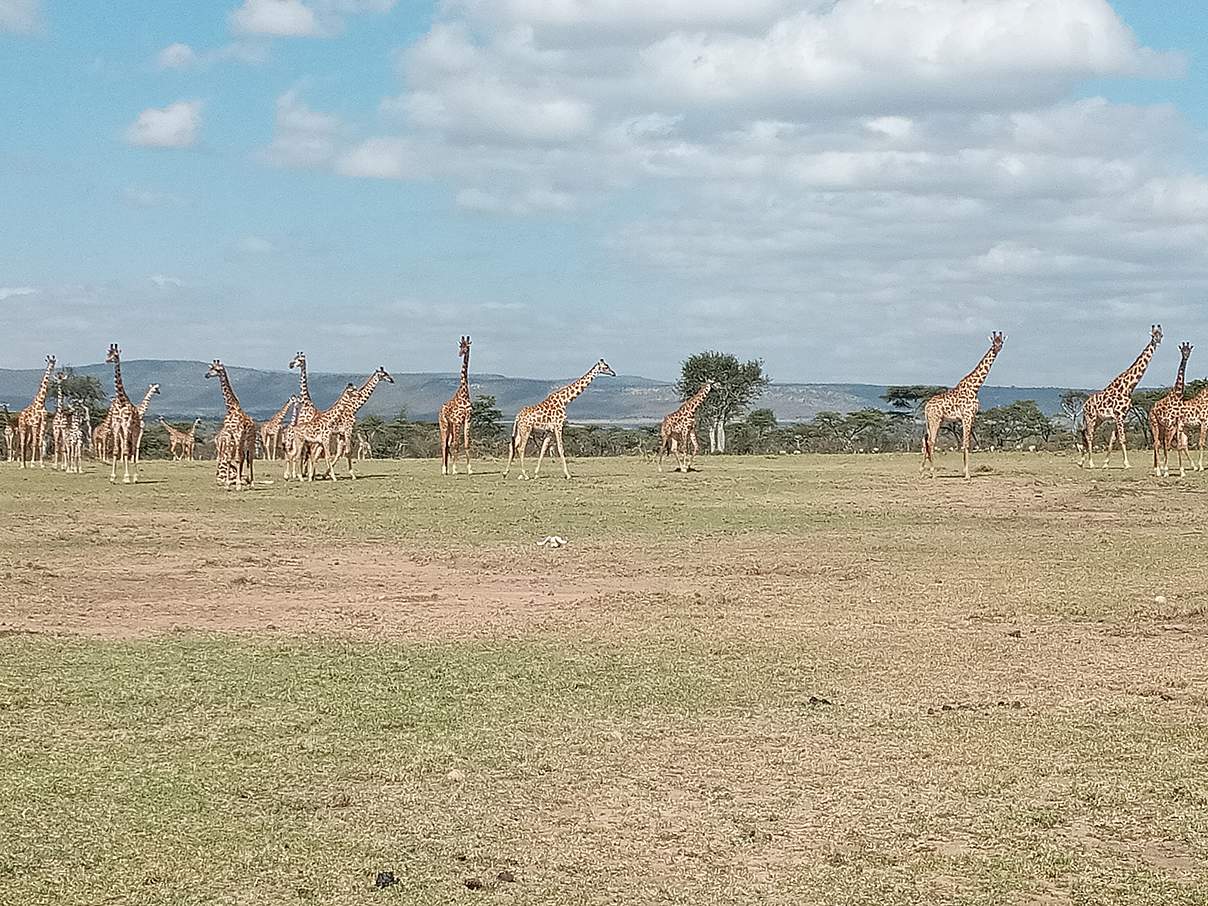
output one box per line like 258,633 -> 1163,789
149,274 -> 184,288
456,185 -> 575,214
155,42 -> 198,69
124,100 -> 202,149
154,40 -> 269,69
237,235 -> 276,254
261,89 -> 343,168
0,0 -> 40,33
0,286 -> 38,301
335,137 -> 422,179
230,0 -> 320,37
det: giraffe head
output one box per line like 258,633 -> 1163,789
459,336 -> 471,358
204,360 -> 226,380
1150,324 -> 1164,347
989,331 -> 1005,352
147,383 -> 162,398
374,366 -> 395,384
596,359 -> 616,377
46,354 -> 57,370
1180,342 -> 1194,361
289,352 -> 306,370
106,344 -> 120,364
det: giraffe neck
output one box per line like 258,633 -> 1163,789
112,358 -> 131,405
32,362 -> 55,409
459,349 -> 470,394
296,359 -> 316,414
55,378 -> 64,413
218,371 -> 242,414
679,384 -> 712,417
954,344 -> 1000,395
350,373 -> 386,412
1111,338 -> 1159,395
1173,352 -> 1191,396
267,397 -> 294,428
549,366 -> 600,409
137,390 -> 156,416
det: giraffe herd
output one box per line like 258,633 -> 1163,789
8,327 -> 1208,486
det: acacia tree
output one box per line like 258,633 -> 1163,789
677,352 -> 770,453
1059,390 -> 1088,437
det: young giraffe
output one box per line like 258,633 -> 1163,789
1149,342 -> 1193,478
50,371 -> 75,472
1079,325 -> 1163,469
657,380 -> 714,473
503,358 -> 616,480
355,430 -> 374,462
63,402 -> 87,474
259,397 -> 297,461
921,332 -> 1006,480
15,355 -> 56,469
161,417 -> 202,461
439,336 -> 473,476
205,360 -> 257,489
104,344 -> 143,484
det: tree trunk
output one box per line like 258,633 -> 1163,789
717,419 -> 727,454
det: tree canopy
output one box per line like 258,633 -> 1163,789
677,351 -> 770,453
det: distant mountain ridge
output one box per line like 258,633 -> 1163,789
0,359 -> 1081,423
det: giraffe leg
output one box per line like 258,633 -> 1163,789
688,431 -> 700,471
1200,425 -> 1207,471
463,421 -> 472,475
1117,422 -> 1130,469
1101,419 -> 1116,469
922,413 -> 941,478
961,416 -> 974,480
554,425 -> 571,480
534,435 -> 552,478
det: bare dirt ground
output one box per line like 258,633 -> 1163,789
3,454 -> 1208,904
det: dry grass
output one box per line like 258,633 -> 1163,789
1,453 -> 1207,905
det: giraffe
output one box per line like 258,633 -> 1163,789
205,360 -> 257,489
95,382 -> 161,465
657,380 -> 714,473
63,402 -> 87,474
1149,342 -> 1193,477
103,345 -> 145,484
1166,385 -> 1208,475
2,405 -> 14,463
921,332 -> 1006,480
15,355 -> 56,469
282,352 -> 320,473
259,397 -> 297,461
503,359 -> 616,480
131,384 -> 161,463
355,430 -> 374,462
161,417 -> 202,461
50,371 -> 75,472
285,383 -> 356,481
438,335 -> 473,476
1079,325 -> 1163,469
329,368 -> 394,479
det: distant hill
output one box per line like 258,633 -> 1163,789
0,359 -> 1084,423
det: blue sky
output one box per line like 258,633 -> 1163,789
3,0 -> 1207,386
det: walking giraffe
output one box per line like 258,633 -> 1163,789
439,336 -> 473,475
921,332 -> 1006,480
1168,385 -> 1208,475
205,360 -> 257,489
657,380 -> 714,473
15,355 -> 56,469
161,417 -> 202,461
1079,325 -> 1163,469
1149,342 -> 1193,477
103,344 -> 143,483
503,359 -> 616,480
330,368 -> 394,479
259,397 -> 297,461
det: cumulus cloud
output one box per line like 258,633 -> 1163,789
0,0 -> 40,33
261,89 -> 343,168
155,42 -> 197,69
155,40 -> 269,69
149,274 -> 185,288
125,100 -> 202,149
335,137 -> 422,179
230,0 -> 320,36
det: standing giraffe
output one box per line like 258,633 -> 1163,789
330,368 -> 394,479
259,397 -> 297,461
1167,385 -> 1208,475
15,355 -> 56,469
1149,342 -> 1193,477
104,344 -> 141,483
50,372 -> 75,472
355,430 -> 374,462
97,382 -> 162,466
1080,325 -> 1163,469
503,359 -> 616,480
657,380 -> 714,473
439,336 -> 473,476
63,402 -> 87,474
161,417 -> 202,461
921,332 -> 1006,480
205,360 -> 257,489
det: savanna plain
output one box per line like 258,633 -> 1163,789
2,453 -> 1207,906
